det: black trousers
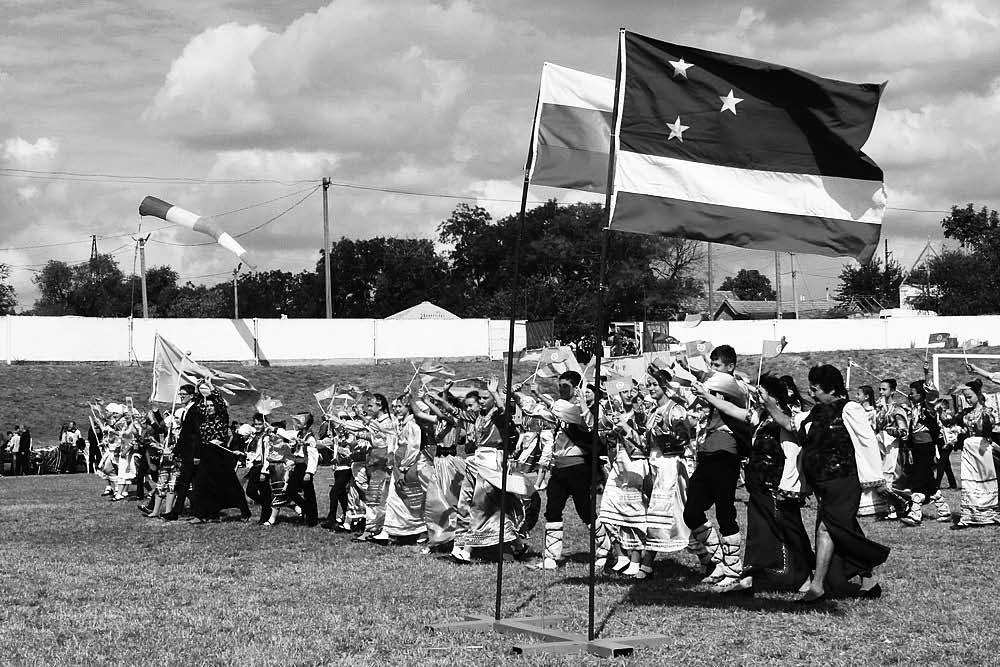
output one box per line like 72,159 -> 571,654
13,452 -> 29,476
285,463 -> 318,524
936,446 -> 957,489
683,451 -> 741,536
544,463 -> 593,524
326,468 -> 352,522
895,441 -> 937,498
170,460 -> 197,516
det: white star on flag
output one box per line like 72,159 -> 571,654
666,116 -> 689,142
668,58 -> 693,78
719,89 -> 743,115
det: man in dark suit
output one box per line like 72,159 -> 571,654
162,384 -> 201,521
15,425 -> 31,475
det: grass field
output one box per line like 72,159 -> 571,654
1,348 -> 999,665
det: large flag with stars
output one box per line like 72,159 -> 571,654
608,31 -> 887,263
526,62 -> 615,193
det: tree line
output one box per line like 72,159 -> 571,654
6,200 -> 997,331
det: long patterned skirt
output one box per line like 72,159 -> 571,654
960,437 -> 1000,525
599,453 -> 649,552
422,453 -> 467,547
454,448 -> 523,548
744,482 -> 814,589
645,453 -> 690,553
383,467 -> 427,537
363,464 -> 391,535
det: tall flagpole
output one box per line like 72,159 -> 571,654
494,85 -> 545,620
588,28 -> 625,643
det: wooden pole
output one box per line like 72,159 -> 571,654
774,251 -> 782,319
322,177 -> 333,319
706,242 -> 714,317
138,235 -> 150,319
789,253 -> 798,320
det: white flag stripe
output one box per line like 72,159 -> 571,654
539,62 -> 615,112
614,150 -> 886,224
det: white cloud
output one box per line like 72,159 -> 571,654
3,136 -> 59,165
143,0 -> 502,165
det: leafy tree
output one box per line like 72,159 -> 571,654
436,201 -> 704,339
170,283 -> 231,318
125,265 -> 179,317
906,249 -> 985,315
0,263 -> 16,314
32,260 -> 74,315
32,254 -> 128,316
719,269 -> 776,301
905,203 -> 1000,315
315,237 -> 450,318
236,270 -> 316,318
835,256 -> 905,309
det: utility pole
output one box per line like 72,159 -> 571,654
774,251 -> 782,319
135,234 -> 150,319
322,177 -> 332,319
706,242 -> 714,318
232,265 -> 240,319
89,235 -> 98,280
884,238 -> 890,305
789,252 -> 799,320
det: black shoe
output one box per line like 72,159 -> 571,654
857,583 -> 882,599
138,505 -> 152,516
796,591 -> 828,605
161,513 -> 178,522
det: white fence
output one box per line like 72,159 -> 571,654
0,316 -> 526,364
0,314 -> 999,364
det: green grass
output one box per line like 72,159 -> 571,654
1,349 -> 998,665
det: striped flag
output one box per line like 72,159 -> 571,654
417,361 -> 456,384
962,338 -> 988,349
608,31 -> 886,263
535,346 -> 584,379
149,334 -> 259,405
313,382 -> 338,402
526,63 -> 614,193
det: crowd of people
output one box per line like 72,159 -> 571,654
78,345 -> 1000,603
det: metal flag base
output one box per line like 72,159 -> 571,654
425,614 -> 671,658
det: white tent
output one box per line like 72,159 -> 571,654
385,301 -> 460,320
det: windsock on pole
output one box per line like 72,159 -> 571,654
139,196 -> 255,269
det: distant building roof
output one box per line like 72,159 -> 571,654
712,298 -> 831,320
385,301 -> 460,320
680,291 -> 739,315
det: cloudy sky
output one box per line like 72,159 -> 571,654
1,0 -> 998,311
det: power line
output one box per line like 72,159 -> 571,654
0,167 -> 313,186
148,185 -> 320,248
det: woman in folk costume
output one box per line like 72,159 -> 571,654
874,378 -> 908,519
450,377 -> 528,563
353,394 -> 396,541
373,394 -> 427,543
696,374 -> 815,595
854,385 -> 888,517
893,379 -> 950,526
599,391 -> 652,576
189,385 -> 252,523
632,368 -> 697,580
110,409 -> 142,501
261,420 -> 296,527
796,365 -> 889,603
412,388 -> 467,551
953,379 -> 1000,528
507,389 -> 552,546
934,399 -> 960,491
